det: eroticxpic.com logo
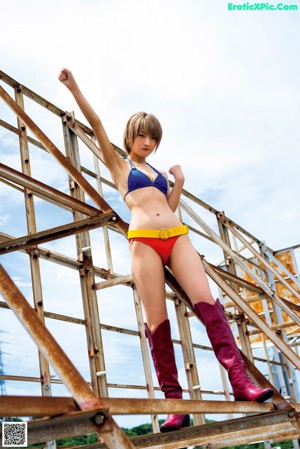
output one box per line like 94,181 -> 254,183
228,2 -> 298,10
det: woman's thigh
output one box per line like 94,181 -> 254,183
169,235 -> 215,305
130,240 -> 168,332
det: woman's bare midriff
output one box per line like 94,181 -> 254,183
125,187 -> 182,230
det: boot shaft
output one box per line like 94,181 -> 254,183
145,319 -> 182,398
193,299 -> 273,402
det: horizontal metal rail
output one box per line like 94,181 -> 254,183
0,162 -> 101,216
0,213 -> 117,254
0,396 -> 274,417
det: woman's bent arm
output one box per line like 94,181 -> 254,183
166,165 -> 185,212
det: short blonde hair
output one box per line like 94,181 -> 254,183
123,112 -> 163,154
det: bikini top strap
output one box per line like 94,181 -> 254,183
146,162 -> 160,174
126,158 -> 136,169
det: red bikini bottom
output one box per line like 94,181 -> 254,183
130,236 -> 180,266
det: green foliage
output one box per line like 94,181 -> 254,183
122,421 -> 154,437
28,434 -> 98,448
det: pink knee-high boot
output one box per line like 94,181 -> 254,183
145,320 -> 190,432
193,299 -> 274,402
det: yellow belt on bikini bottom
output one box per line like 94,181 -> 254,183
128,225 -> 189,240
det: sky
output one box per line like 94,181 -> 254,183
0,0 -> 300,433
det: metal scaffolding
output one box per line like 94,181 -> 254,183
0,69 -> 300,449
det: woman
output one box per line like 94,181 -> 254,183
59,68 -> 273,433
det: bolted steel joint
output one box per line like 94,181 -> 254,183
93,412 -> 105,426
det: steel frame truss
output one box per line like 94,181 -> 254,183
1,70 -> 300,448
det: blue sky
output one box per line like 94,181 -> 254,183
1,0 -> 300,430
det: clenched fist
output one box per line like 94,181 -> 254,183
169,165 -> 185,183
58,68 -> 77,91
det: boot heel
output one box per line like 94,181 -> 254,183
182,414 -> 190,428
160,414 -> 190,432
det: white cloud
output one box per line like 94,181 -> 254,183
11,276 -> 33,289
0,214 -> 10,226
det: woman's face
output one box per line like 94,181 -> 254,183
131,132 -> 157,157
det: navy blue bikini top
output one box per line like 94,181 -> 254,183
124,158 -> 168,201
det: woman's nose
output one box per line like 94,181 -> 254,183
144,135 -> 151,145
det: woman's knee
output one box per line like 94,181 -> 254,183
146,317 -> 168,334
190,292 -> 215,305
143,300 -> 168,330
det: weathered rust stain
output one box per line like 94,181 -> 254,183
241,250 -> 300,342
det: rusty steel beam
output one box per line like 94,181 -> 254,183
0,118 -> 119,193
279,296 -> 300,314
0,230 -> 125,280
65,113 -> 127,158
263,246 -> 300,289
0,375 -> 228,396
0,213 -> 116,254
0,85 -> 128,236
67,427 -> 300,449
65,115 -> 105,165
211,263 -> 263,294
105,410 -> 298,449
1,404 -> 296,449
0,396 -> 77,417
15,84 -> 54,411
0,374 -> 63,384
0,70 -> 65,117
212,428 -> 300,449
0,265 -> 136,449
181,200 -> 278,298
99,398 -> 273,416
249,320 -> 299,336
0,70 -> 92,135
0,232 -> 87,271
0,396 -> 274,418
0,162 -> 101,216
0,118 -> 45,149
0,408 -> 127,447
94,274 -> 133,290
0,264 -> 102,410
221,214 -> 300,301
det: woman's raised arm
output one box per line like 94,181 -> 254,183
58,68 -> 120,170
